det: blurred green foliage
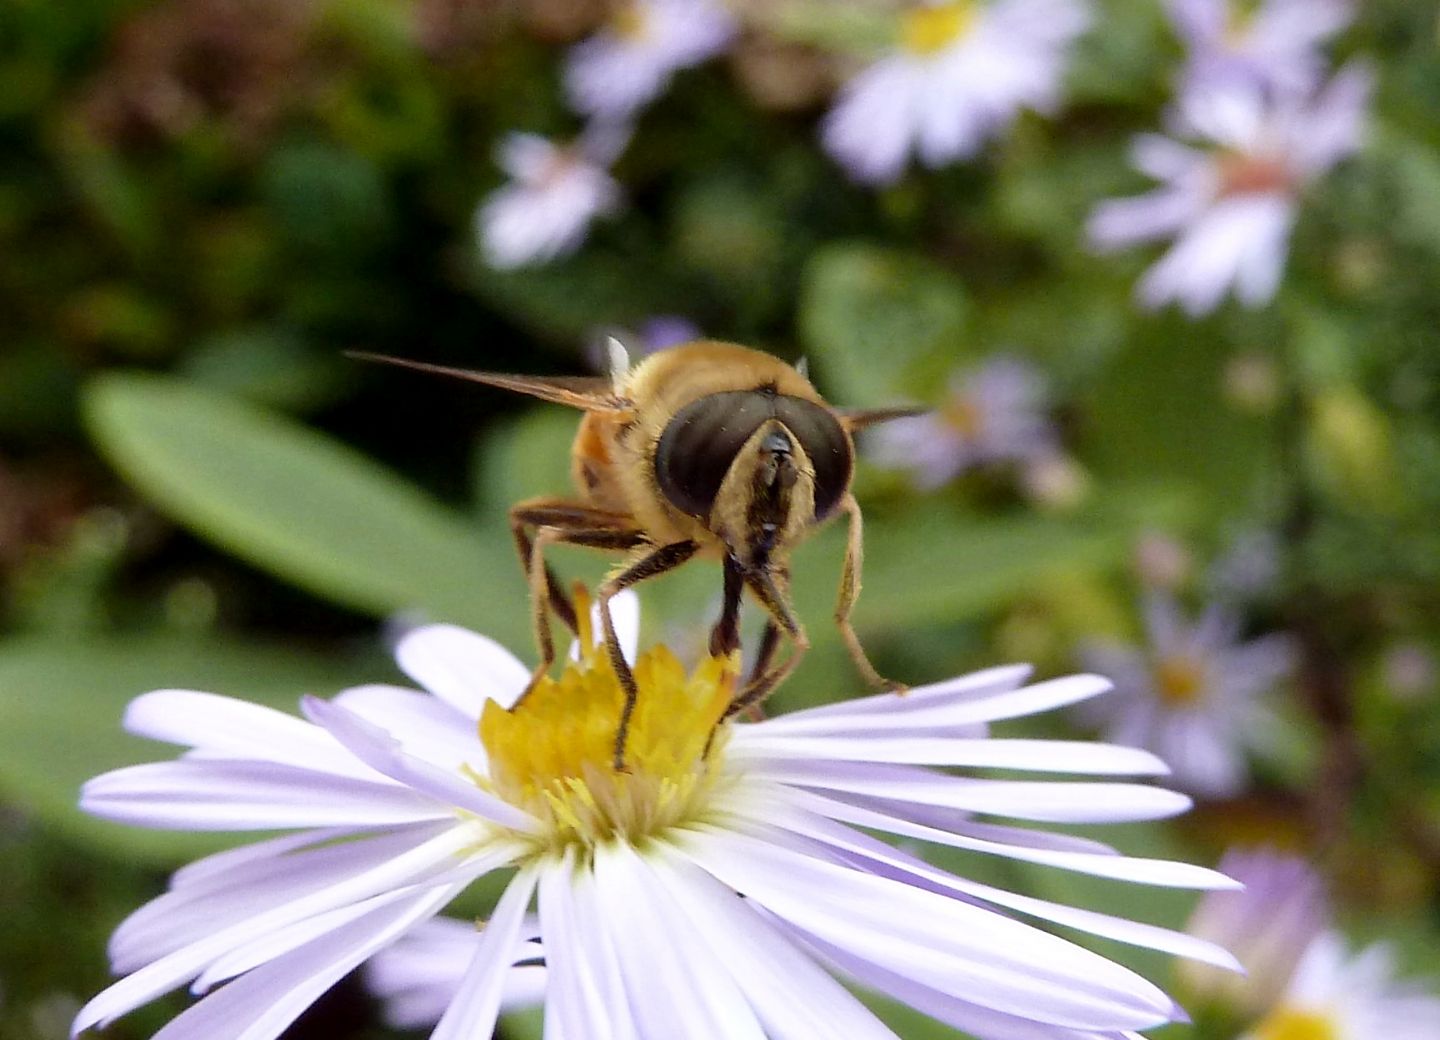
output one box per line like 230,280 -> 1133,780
2,1 -> 1439,1038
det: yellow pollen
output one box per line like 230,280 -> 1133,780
901,1 -> 977,56
478,587 -> 739,855
1252,1007 -> 1339,1040
941,396 -> 985,439
612,3 -> 649,41
1154,655 -> 1207,707
1217,152 -> 1295,197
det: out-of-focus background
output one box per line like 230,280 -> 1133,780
1,1 -> 1437,1037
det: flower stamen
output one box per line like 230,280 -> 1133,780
479,586 -> 740,856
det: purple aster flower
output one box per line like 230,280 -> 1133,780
1244,932 -> 1440,1039
866,356 -> 1059,489
75,591 -> 1240,1039
822,0 -> 1091,184
1080,593 -> 1294,797
1168,0 -> 1354,94
1180,848 -> 1330,1017
476,122 -> 629,269
1088,63 -> 1371,315
565,0 -> 736,120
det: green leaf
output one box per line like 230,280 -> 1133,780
83,373 -> 526,642
0,636 -> 361,866
799,243 -> 969,405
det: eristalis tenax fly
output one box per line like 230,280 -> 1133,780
353,340 -> 921,766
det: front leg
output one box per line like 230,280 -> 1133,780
834,492 -> 902,693
598,540 -> 700,769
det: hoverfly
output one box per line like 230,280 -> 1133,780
354,340 -> 920,766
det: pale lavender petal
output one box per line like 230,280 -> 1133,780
302,697 -> 535,831
648,845 -> 902,1040
111,823 -> 455,972
783,787 -> 1234,888
395,624 -> 530,717
731,735 -> 1169,776
761,806 -> 1237,970
593,842 -> 768,1039
142,885 -> 454,1040
73,826 -> 483,1033
124,690 -> 375,780
677,827 -> 1178,1031
429,868 -> 539,1040
332,685 -> 483,773
745,759 -> 1191,823
82,760 -> 446,831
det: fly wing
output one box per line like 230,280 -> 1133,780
347,352 -> 626,411
836,405 -> 929,431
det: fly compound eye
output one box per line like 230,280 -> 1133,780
655,391 -> 772,518
655,391 -> 853,521
772,397 -> 851,520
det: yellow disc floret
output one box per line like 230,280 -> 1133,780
479,591 -> 738,857
901,1 -> 977,57
1155,654 -> 1208,707
1251,1007 -> 1340,1040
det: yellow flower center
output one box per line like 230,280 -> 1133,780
1217,152 -> 1295,197
901,1 -> 977,56
941,395 -> 985,439
1252,1007 -> 1340,1040
612,3 -> 649,41
1154,654 -> 1207,707
478,589 -> 738,857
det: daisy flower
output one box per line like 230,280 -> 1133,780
1242,932 -> 1440,1040
866,355 -> 1060,489
476,122 -> 628,269
1080,593 -> 1293,798
1168,0 -> 1354,94
1179,848 -> 1330,1018
822,0 -> 1092,184
564,0 -> 737,120
75,590 -> 1240,1040
1087,63 -> 1371,315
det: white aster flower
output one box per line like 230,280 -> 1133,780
1080,593 -> 1293,798
75,590 -> 1241,1040
1179,848 -> 1329,1018
866,356 -> 1059,489
822,0 -> 1092,184
1087,63 -> 1371,315
565,0 -> 737,119
1242,931 -> 1440,1040
1168,0 -> 1354,94
476,123 -> 628,269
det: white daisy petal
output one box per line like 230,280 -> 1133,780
680,827 -> 1177,1031
332,684 -> 483,772
595,842 -> 769,1040
81,760 -> 444,830
395,623 -> 530,716
765,807 -> 1238,971
429,869 -> 540,1040
148,886 -> 454,1040
649,845 -> 902,1040
302,697 -> 535,831
110,824 -> 455,973
732,735 -> 1169,776
786,787 -> 1234,888
75,826 -> 482,1033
